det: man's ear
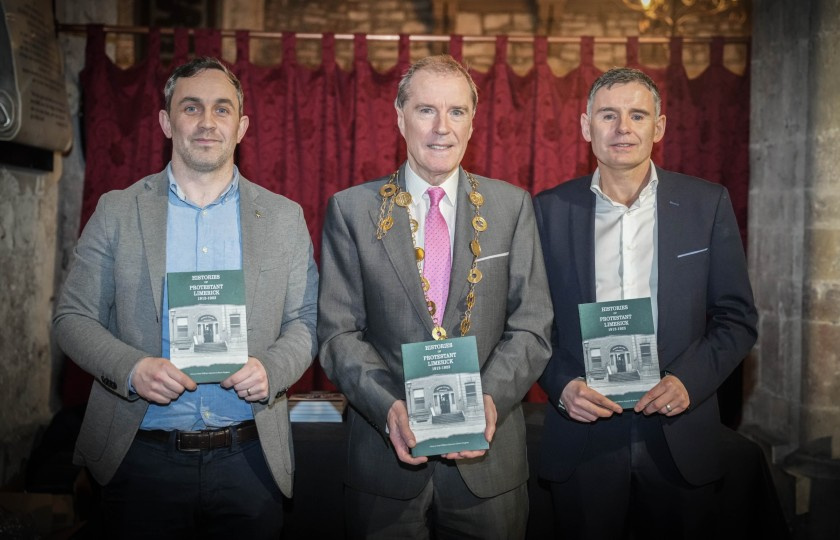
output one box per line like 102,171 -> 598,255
580,113 -> 592,142
159,110 -> 172,139
396,105 -> 406,137
653,114 -> 666,143
237,115 -> 250,143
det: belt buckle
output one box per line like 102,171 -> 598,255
175,430 -> 203,452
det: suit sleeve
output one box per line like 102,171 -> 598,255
479,190 -> 553,416
533,195 -> 583,414
52,194 -> 148,400
318,195 -> 403,436
665,187 -> 757,405
259,205 -> 319,405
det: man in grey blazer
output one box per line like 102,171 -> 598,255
534,67 -> 757,538
318,55 -> 552,539
53,57 -> 318,538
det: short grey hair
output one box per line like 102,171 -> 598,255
586,67 -> 661,117
163,56 -> 244,116
395,54 -> 478,113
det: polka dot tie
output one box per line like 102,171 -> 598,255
424,187 -> 451,323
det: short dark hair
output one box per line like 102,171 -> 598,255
395,54 -> 478,113
163,57 -> 244,116
587,67 -> 661,117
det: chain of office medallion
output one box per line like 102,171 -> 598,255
375,171 -> 486,340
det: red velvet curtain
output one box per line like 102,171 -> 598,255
64,26 -> 750,405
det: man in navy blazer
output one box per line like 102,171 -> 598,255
533,67 -> 757,538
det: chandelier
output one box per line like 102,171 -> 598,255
619,0 -> 748,34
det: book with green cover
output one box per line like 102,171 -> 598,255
401,336 -> 489,457
578,297 -> 661,409
167,270 -> 248,383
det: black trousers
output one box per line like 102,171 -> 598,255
549,412 -> 717,540
99,431 -> 283,539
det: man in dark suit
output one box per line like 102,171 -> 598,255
318,55 -> 553,539
533,67 -> 757,538
53,57 -> 318,538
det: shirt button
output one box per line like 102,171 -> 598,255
202,247 -> 208,254
201,210 -> 208,216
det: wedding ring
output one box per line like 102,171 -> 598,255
247,387 -> 252,396
665,403 -> 672,412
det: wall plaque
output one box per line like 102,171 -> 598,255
0,0 -> 72,152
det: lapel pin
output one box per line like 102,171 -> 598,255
669,201 -> 680,207
255,210 -> 262,218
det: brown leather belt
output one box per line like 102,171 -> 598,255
136,420 -> 258,452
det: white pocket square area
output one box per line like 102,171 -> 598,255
677,248 -> 709,259
476,252 -> 509,262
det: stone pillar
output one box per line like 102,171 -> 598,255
0,164 -> 60,486
801,0 -> 840,462
744,0 -> 809,457
0,0 -> 108,487
744,0 -> 840,534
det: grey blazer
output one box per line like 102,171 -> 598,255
53,170 -> 319,497
317,164 -> 553,499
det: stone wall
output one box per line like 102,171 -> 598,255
251,0 -> 750,76
801,0 -> 840,457
0,0 -> 117,489
744,0 -> 840,529
0,164 -> 60,486
103,1 -> 750,78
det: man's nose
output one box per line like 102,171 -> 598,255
433,114 -> 451,134
199,110 -> 216,129
616,114 -> 631,133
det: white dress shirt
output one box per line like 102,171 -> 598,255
591,162 -> 659,330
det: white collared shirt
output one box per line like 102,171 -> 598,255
591,162 -> 659,329
405,163 -> 458,264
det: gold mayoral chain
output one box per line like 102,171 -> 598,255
376,171 -> 487,341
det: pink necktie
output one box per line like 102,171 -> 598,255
424,187 -> 451,323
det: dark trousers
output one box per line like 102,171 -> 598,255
100,431 -> 283,540
346,459 -> 528,540
549,412 -> 717,540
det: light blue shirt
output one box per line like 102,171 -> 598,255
140,164 -> 253,430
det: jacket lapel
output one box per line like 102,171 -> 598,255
239,178 -> 266,316
655,168 -> 682,331
443,168 -> 476,331
137,173 -> 169,320
372,166 -> 438,337
572,179 -> 596,303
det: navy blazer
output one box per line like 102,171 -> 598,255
533,167 -> 757,486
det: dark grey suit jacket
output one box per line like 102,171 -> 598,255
318,164 -> 553,499
533,167 -> 757,487
53,170 -> 319,497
